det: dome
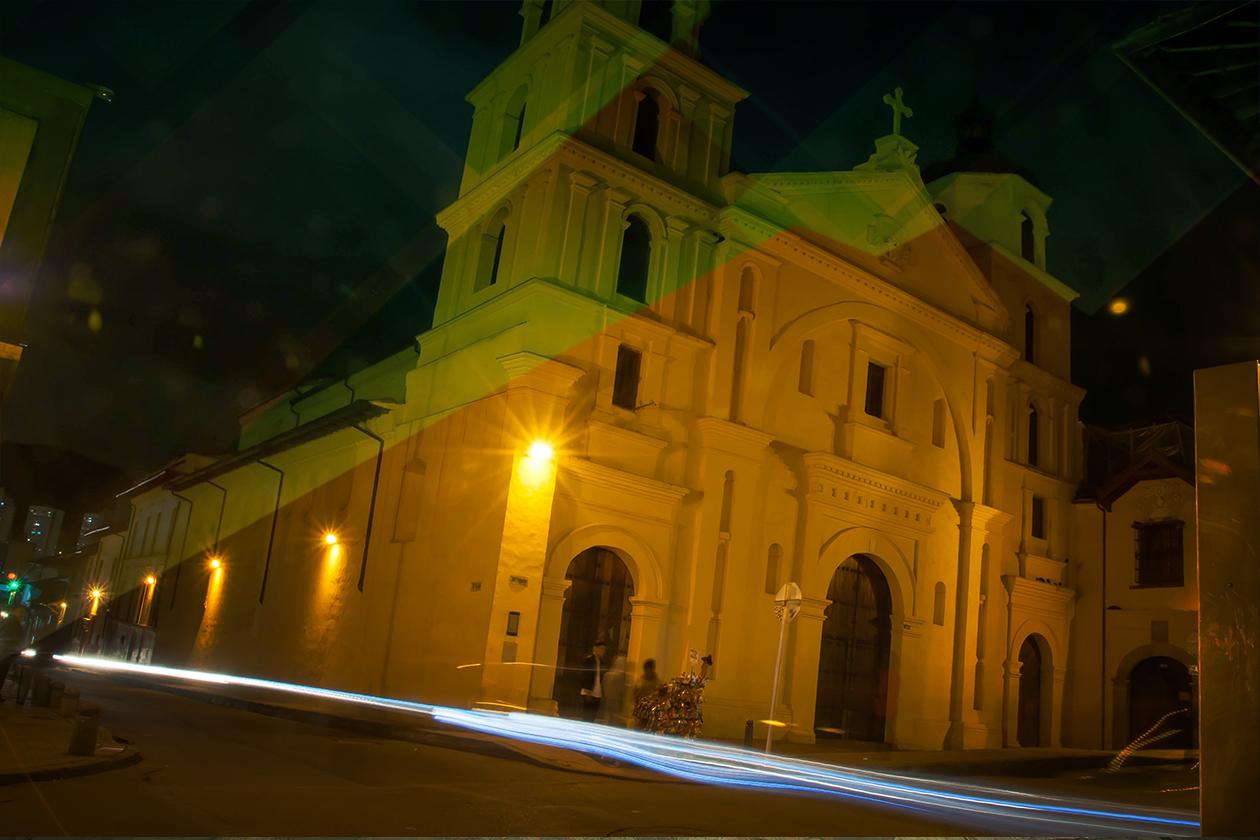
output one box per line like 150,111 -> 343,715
922,104 -> 1040,187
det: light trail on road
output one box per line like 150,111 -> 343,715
53,654 -> 1197,836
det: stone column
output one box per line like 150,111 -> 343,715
518,0 -> 544,44
595,188 -> 633,299
783,595 -> 829,743
947,502 -> 982,748
557,172 -> 600,287
1194,362 -> 1260,836
1002,657 -> 1020,747
662,215 -> 691,322
627,597 -> 668,672
527,578 -> 572,714
1048,665 -> 1067,748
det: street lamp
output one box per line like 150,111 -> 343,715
323,532 -> 339,547
766,582 -> 802,753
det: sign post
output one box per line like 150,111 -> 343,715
766,582 -> 802,753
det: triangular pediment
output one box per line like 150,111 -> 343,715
729,170 -> 1009,334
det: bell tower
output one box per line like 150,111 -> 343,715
430,0 -> 743,330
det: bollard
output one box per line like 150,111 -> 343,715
48,681 -> 64,712
67,706 -> 100,757
61,688 -> 80,716
744,719 -> 754,747
31,673 -> 51,707
16,668 -> 32,705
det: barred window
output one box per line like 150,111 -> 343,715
1134,520 -> 1184,587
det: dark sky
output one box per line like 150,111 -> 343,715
0,0 -> 1255,506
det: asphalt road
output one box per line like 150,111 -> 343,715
0,672 -> 968,836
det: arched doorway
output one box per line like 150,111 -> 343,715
1129,657 -> 1194,748
553,547 -> 634,718
815,554 -> 892,742
1017,635 -> 1045,747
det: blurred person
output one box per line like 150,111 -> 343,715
599,655 -> 629,726
578,639 -> 607,722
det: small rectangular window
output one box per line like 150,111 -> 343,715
932,398 -> 946,448
1134,520 -> 1184,587
1031,496 -> 1046,540
864,362 -> 887,419
798,340 -> 815,396
612,345 -> 642,410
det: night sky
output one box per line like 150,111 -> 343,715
1,0 -> 1255,509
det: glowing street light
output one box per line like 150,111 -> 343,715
526,440 -> 554,463
323,532 -> 339,546
1107,297 -> 1130,316
88,587 -> 104,600
208,556 -> 223,571
144,575 -> 157,586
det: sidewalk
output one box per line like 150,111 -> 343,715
0,697 -> 141,785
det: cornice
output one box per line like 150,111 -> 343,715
559,456 -> 691,507
555,135 -> 718,220
988,240 -> 1079,303
953,500 -> 1014,534
694,417 -> 775,456
1011,359 -> 1087,402
497,351 -> 585,395
1002,574 -> 1076,610
588,419 -> 669,453
803,451 -> 949,533
437,132 -> 570,236
719,206 -> 1019,367
736,170 -> 1010,333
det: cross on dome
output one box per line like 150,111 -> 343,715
882,87 -> 913,138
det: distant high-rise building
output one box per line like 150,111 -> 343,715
76,511 -> 103,551
23,505 -> 64,557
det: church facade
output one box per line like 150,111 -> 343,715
91,0 -> 1117,750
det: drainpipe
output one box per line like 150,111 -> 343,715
168,491 -> 194,609
1099,501 -> 1108,750
343,376 -> 384,593
206,480 -> 228,555
255,459 -> 284,603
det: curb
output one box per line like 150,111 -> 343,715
0,747 -> 142,786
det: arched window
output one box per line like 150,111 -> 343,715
475,210 -> 508,291
500,87 -> 528,158
631,91 -> 660,161
1027,403 -> 1039,467
1024,304 -> 1035,363
1020,211 -> 1035,262
616,214 -> 651,302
